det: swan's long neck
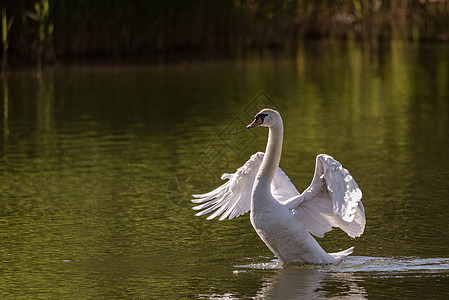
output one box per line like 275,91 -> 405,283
255,119 -> 284,193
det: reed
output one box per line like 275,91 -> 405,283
1,7 -> 14,73
24,0 -> 54,72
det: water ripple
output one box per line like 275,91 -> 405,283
236,256 -> 449,275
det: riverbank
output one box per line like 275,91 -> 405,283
2,1 -> 449,72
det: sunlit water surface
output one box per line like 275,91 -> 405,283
1,41 -> 449,299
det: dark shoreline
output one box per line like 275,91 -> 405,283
2,0 -> 449,73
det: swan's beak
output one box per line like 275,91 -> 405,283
246,118 -> 262,129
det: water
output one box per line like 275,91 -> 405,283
1,41 -> 449,299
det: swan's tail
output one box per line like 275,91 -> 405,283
329,246 -> 354,264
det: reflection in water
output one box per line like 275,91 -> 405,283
2,79 -> 9,149
256,268 -> 366,299
197,267 -> 367,299
199,256 -> 449,299
197,262 -> 368,299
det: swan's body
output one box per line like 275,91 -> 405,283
192,109 -> 365,265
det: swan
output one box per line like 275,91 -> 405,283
192,108 -> 365,265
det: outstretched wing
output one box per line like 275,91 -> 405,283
287,154 -> 365,238
192,152 -> 300,220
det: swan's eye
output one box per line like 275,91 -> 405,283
256,113 -> 268,123
247,113 -> 269,129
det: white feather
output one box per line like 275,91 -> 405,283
193,153 -> 365,238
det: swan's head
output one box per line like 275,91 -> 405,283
247,108 -> 281,129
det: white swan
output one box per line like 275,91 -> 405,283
192,108 -> 365,265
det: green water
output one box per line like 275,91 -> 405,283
1,41 -> 449,299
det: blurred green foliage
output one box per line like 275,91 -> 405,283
1,7 -> 14,72
1,0 -> 448,69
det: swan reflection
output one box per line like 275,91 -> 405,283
256,268 -> 366,299
197,265 -> 367,299
197,256 -> 449,299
